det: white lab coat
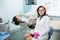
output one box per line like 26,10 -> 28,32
31,16 -> 50,40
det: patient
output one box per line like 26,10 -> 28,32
12,15 -> 36,40
12,15 -> 36,29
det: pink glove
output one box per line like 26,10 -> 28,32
34,32 -> 40,39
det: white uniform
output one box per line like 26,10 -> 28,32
31,16 -> 50,40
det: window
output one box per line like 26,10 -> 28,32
26,0 -> 37,5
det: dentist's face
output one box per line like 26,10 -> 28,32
38,7 -> 45,16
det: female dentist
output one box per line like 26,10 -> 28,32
24,6 -> 50,40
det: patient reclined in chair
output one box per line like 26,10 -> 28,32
12,16 -> 36,29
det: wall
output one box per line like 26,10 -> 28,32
0,0 -> 60,32
0,0 -> 23,31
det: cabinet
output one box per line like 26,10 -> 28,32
0,23 -> 10,32
0,23 -> 10,40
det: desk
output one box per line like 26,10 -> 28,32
51,20 -> 60,30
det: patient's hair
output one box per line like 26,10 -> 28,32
12,16 -> 20,25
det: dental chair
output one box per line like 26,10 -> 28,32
12,16 -> 53,40
48,27 -> 53,40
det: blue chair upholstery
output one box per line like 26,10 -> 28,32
48,27 -> 53,40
